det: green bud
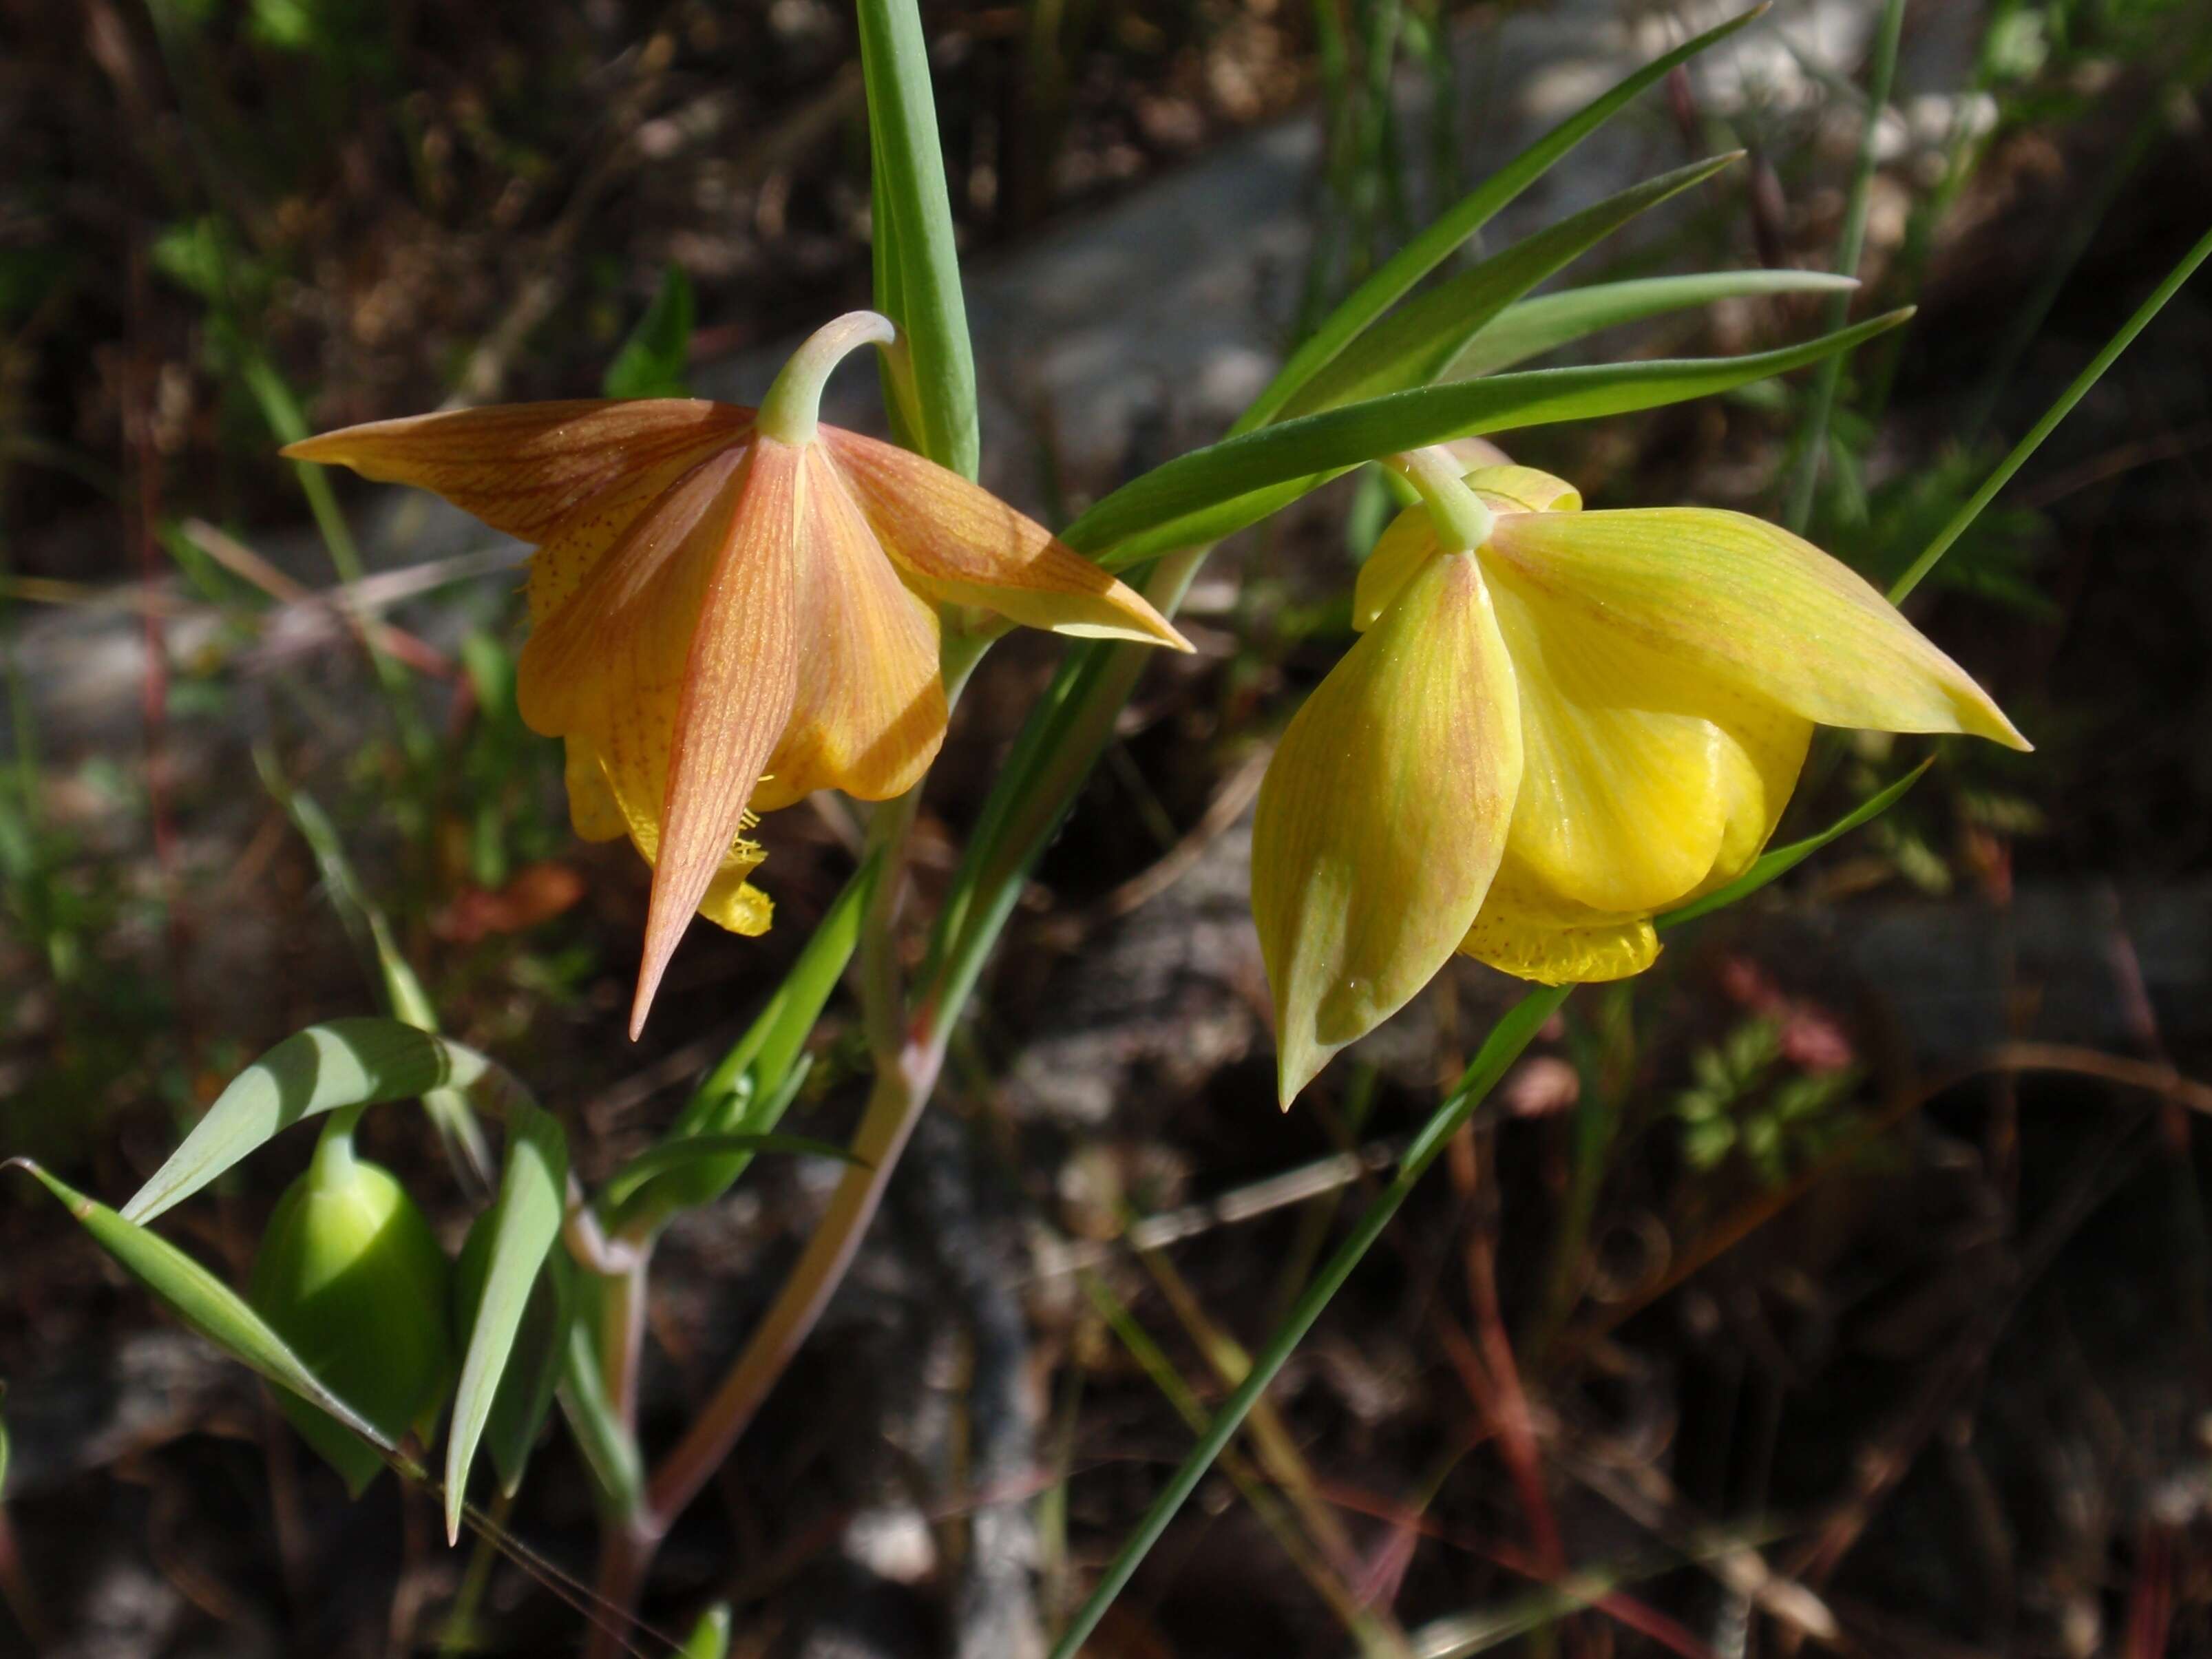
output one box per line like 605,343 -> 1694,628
249,1131 -> 454,1495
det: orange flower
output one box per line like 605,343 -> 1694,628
287,313 -> 1188,1033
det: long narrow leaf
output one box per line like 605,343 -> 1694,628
1890,220 -> 2212,604
12,1161 -> 392,1452
445,1101 -> 568,1541
1074,310 -> 1914,564
671,849 -> 876,1141
1283,154 -> 1742,416
125,1020 -> 529,1224
1239,4 -> 1768,432
453,1216 -> 571,1498
1448,270 -> 1859,379
857,0 -> 978,476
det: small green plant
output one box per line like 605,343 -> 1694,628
1674,1017 -> 1866,1183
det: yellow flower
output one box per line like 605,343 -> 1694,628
1252,460 -> 2028,1104
287,312 -> 1188,1034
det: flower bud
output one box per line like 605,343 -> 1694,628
249,1135 -> 454,1494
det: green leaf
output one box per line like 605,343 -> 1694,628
1658,759 -> 1933,930
10,1160 -> 393,1457
1238,4 -> 1769,433
858,0 -> 978,476
605,854 -> 877,1236
445,1100 -> 568,1541
673,854 -> 873,1139
452,1231 -> 570,1499
602,264 -> 697,400
1072,310 -> 1915,565
1447,270 -> 1860,379
556,1282 -> 643,1517
123,1019 -> 527,1225
1283,154 -> 1743,417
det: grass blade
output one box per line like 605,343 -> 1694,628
1048,986 -> 1570,1658
454,1216 -> 572,1498
604,1132 -> 865,1212
671,849 -> 875,1140
445,1101 -> 568,1542
1890,220 -> 2212,604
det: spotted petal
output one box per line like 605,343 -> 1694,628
516,444 -> 799,1035
820,426 -> 1190,651
1484,508 -> 2030,749
1252,552 -> 1523,1106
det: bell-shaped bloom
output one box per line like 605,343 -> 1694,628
286,313 -> 1188,1033
1252,463 -> 2028,1103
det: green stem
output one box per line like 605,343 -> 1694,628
1889,220 -> 2212,605
757,311 -> 898,446
1387,447 -> 1495,551
1782,0 -> 1906,534
1047,985 -> 1570,1658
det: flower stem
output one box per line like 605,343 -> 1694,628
1387,446 -> 1495,552
757,310 -> 899,445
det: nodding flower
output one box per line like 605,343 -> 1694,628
1251,454 -> 2027,1106
288,311 -> 1189,1035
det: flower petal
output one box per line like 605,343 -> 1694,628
1252,552 -> 1523,1106
516,443 -> 799,1035
283,400 -> 755,545
1483,569 -> 1813,916
1484,508 -> 2031,749
1458,860 -> 1660,985
748,449 -> 949,811
819,426 -> 1190,650
1352,499 -> 1444,633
